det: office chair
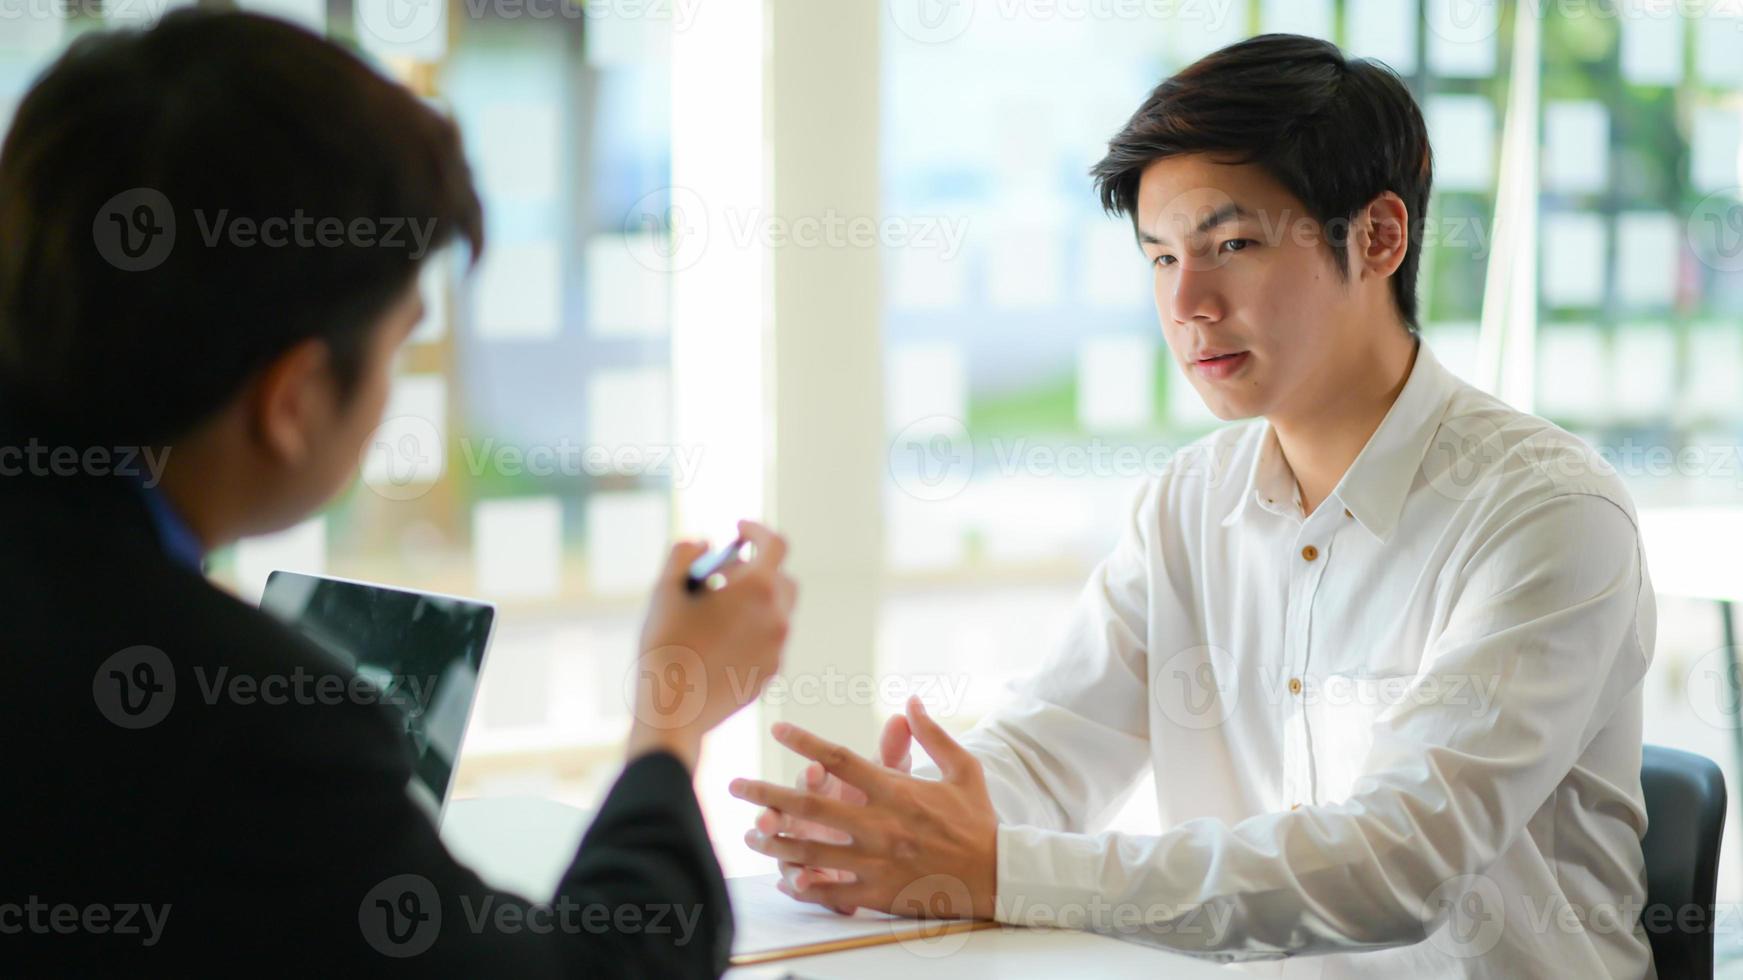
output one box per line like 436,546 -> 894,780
1641,745 -> 1727,979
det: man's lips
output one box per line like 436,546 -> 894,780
1192,350 -> 1250,379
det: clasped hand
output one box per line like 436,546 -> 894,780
729,697 -> 1000,921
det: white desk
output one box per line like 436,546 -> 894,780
440,795 -> 592,898
442,797 -> 1232,978
723,925 -> 1232,979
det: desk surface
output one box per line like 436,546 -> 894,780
443,797 -> 1230,978
723,924 -> 1232,979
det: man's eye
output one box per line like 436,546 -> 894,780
1151,254 -> 1176,268
1221,238 -> 1255,253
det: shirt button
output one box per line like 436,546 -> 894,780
1301,545 -> 1319,561
1344,508 -> 1352,518
1288,677 -> 1303,695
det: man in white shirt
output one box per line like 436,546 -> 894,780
728,33 -> 1657,978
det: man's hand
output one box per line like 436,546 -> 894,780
754,713 -> 913,913
627,520 -> 796,770
730,697 -> 998,920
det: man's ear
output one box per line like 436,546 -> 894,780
1352,191 -> 1410,281
249,337 -> 334,465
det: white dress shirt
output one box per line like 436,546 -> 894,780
938,343 -> 1657,978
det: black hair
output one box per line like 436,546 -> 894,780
0,10 -> 485,445
1091,34 -> 1432,333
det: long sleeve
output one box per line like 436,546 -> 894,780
166,634 -> 734,977
0,468 -> 735,977
988,491 -> 1653,960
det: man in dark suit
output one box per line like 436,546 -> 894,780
0,11 -> 794,975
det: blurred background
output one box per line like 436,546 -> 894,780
6,0 -> 1743,963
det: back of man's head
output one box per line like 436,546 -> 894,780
0,11 -> 483,448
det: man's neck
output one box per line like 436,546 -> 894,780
154,416 -> 252,554
156,457 -> 226,556
1269,333 -> 1420,518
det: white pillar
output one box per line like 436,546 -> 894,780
763,0 -> 884,782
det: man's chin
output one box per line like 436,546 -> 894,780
1198,395 -> 1263,423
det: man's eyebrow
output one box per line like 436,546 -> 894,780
1138,202 -> 1252,246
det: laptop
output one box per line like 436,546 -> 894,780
259,570 -> 496,820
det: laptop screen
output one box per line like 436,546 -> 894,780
259,571 -> 495,814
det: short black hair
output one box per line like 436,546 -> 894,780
1091,34 -> 1432,333
0,10 -> 484,446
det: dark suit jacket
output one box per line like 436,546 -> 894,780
0,413 -> 733,976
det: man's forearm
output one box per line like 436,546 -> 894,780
559,750 -> 732,977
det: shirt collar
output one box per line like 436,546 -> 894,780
1220,423 -> 1299,527
137,481 -> 206,573
1221,341 -> 1455,543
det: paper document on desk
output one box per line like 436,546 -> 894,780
728,873 -> 995,965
